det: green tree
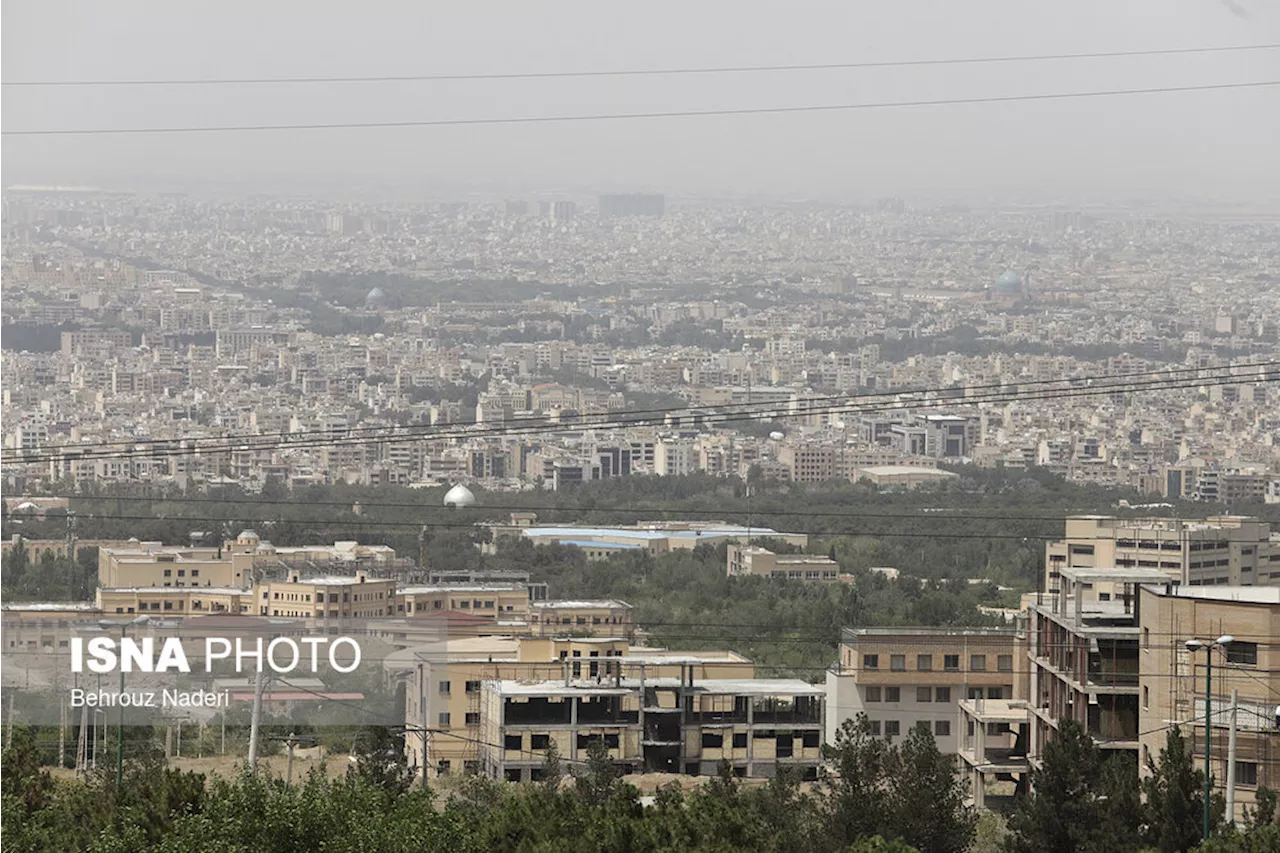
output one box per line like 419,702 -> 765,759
820,715 -> 893,846
572,738 -> 620,806
1005,718 -> 1139,853
1143,726 -> 1221,853
889,723 -> 976,853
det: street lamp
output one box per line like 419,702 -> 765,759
1186,634 -> 1234,841
99,616 -> 149,788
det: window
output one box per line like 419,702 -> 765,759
1070,544 -> 1095,556
988,687 -> 1003,700
504,734 -> 523,751
439,681 -> 451,695
702,732 -> 724,748
177,569 -> 185,577
970,655 -> 987,672
1235,762 -> 1258,787
935,687 -> 951,703
997,655 -> 1013,672
465,680 -> 481,693
885,721 -> 900,738
733,732 -> 748,748
803,731 -> 820,748
944,655 -> 960,672
465,712 -> 480,726
1143,627 -> 1150,648
868,720 -> 882,736
191,570 -> 199,577
863,654 -> 879,670
917,654 -> 933,671
1227,642 -> 1258,666
917,687 -> 932,703
1143,687 -> 1150,709
886,687 -> 900,703
531,734 -> 551,750
865,686 -> 882,703
890,655 -> 906,672
437,760 -> 451,775
438,712 -> 450,726
987,722 -> 1009,737
163,569 -> 172,577
935,720 -> 951,737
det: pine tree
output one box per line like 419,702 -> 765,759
889,723 -> 977,853
1142,725 -> 1221,853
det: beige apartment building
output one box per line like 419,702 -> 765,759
826,627 -> 1025,754
97,532 -> 401,591
1138,583 -> 1280,823
98,544 -> 248,589
96,586 -> 250,617
256,571 -> 397,621
1025,567 -> 1168,768
726,545 -> 840,581
397,584 -> 530,620
478,671 -> 823,782
530,600 -> 634,638
2,602 -> 103,651
402,635 -> 755,778
1044,515 -> 1276,595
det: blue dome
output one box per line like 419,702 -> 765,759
994,270 -> 1022,294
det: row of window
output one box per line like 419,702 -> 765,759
865,686 -> 1005,703
161,569 -> 200,577
862,653 -> 1013,673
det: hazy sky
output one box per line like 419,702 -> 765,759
3,1 -> 1279,201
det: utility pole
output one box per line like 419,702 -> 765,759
58,699 -> 66,770
1226,689 -> 1239,826
247,669 -> 265,771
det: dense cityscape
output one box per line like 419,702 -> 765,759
4,2 -> 1280,851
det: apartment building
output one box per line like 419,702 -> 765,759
726,545 -> 840,581
256,571 -> 397,621
826,627 -> 1024,753
98,544 -> 247,589
478,672 -> 823,782
397,584 -> 530,620
1138,583 -> 1280,823
402,635 -> 755,778
1025,567 -> 1168,768
97,586 -> 250,617
2,602 -> 103,651
530,600 -> 634,638
1043,515 -> 1276,594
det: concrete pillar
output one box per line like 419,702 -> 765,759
570,697 -> 579,763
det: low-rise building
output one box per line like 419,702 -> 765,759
1025,567 -> 1167,768
1,602 -> 103,651
255,571 -> 397,621
826,626 -> 1024,753
726,544 -> 839,581
401,635 -> 755,778
478,674 -> 823,781
96,586 -> 250,617
530,600 -> 634,638
1138,583 -> 1280,823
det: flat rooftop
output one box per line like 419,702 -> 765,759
1142,584 -> 1280,605
1060,567 -> 1171,584
531,600 -> 632,610
491,677 -> 822,697
843,626 -> 1020,642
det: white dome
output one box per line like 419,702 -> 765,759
443,484 -> 477,508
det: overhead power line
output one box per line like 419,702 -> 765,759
4,81 -> 1277,137
5,44 -> 1276,87
19,361 -> 1247,457
8,363 -> 1274,465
